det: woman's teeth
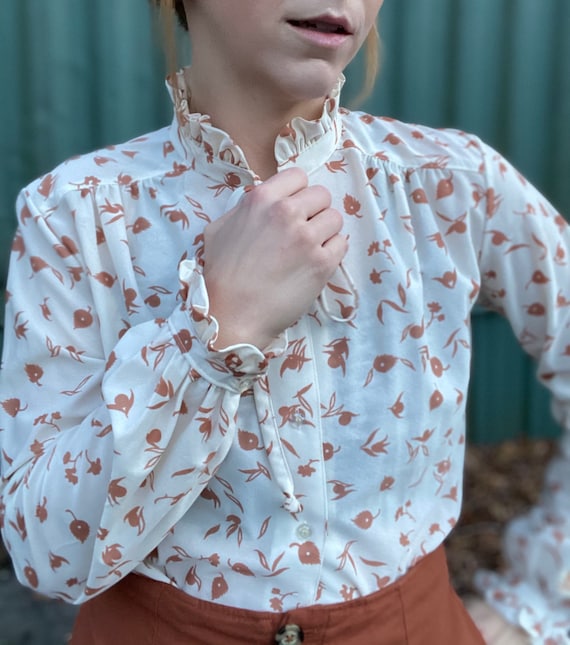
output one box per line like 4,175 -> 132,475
289,20 -> 347,34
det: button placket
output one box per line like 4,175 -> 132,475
262,318 -> 328,606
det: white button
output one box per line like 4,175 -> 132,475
291,409 -> 306,427
296,523 -> 312,539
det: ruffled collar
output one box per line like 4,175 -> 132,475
167,67 -> 344,185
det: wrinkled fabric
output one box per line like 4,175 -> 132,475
1,70 -> 569,642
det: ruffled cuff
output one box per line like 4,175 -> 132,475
474,570 -> 570,644
474,450 -> 570,643
168,259 -> 287,394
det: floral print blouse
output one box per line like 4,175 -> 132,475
1,71 -> 569,643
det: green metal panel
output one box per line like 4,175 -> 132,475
0,0 -> 569,442
0,0 -> 173,279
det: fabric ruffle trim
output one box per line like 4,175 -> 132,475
169,259 -> 287,394
166,68 -> 344,175
475,453 -> 570,643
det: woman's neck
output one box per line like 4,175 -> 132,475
185,67 -> 325,181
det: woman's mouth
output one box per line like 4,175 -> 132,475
288,19 -> 350,35
287,16 -> 353,48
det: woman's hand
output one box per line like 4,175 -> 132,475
464,598 -> 530,644
203,167 -> 347,349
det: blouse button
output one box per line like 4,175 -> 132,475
291,409 -> 306,427
296,522 -> 312,540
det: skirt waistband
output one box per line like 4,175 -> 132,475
71,545 -> 485,644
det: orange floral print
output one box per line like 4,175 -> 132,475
0,70 -> 569,642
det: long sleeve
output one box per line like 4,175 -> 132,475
0,185 -> 279,603
473,142 -> 570,642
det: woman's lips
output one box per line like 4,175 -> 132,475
287,16 -> 353,47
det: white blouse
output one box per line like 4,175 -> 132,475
1,71 -> 569,642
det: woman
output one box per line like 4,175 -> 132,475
1,1 -> 567,642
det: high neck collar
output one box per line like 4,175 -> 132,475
167,68 -> 344,187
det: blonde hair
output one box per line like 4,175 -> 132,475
154,0 -> 380,103
153,0 -> 181,78
358,23 -> 381,106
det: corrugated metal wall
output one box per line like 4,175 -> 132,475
1,0 -> 569,442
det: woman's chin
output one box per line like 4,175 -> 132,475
277,58 -> 343,93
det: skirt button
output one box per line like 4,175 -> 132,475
275,624 -> 304,644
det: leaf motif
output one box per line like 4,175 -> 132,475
297,394 -> 313,416
505,244 -> 530,254
185,196 -> 203,209
46,336 -> 60,357
173,545 -> 192,558
224,491 -> 244,513
61,375 -> 93,396
172,467 -> 196,477
96,424 -> 112,438
263,567 -> 289,578
297,383 -> 313,397
255,549 -> 270,571
382,299 -> 408,314
206,359 -> 231,374
443,328 -> 461,349
215,475 -> 234,492
219,407 -> 230,428
281,439 -> 300,458
151,285 -> 172,295
150,344 -> 170,370
272,552 -> 285,572
204,524 -> 221,539
147,400 -> 169,410
359,557 -> 387,567
258,516 -> 271,540
377,302 -> 385,324
400,358 -> 416,370
326,282 -> 352,295
144,454 -> 161,470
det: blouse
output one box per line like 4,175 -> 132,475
1,71 -> 569,643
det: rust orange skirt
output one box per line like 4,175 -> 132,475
71,546 -> 484,644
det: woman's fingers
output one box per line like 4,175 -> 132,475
202,168 -> 348,347
305,207 -> 344,245
285,184 -> 333,221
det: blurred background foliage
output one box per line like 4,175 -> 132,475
0,0 -> 569,442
